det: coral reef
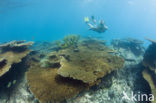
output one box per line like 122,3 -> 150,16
26,37 -> 124,103
0,38 -> 149,103
0,52 -> 38,103
0,40 -> 33,77
142,38 -> 156,103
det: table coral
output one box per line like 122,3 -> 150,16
26,63 -> 88,103
0,40 -> 33,77
57,44 -> 124,84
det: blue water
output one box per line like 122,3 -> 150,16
0,0 -> 156,45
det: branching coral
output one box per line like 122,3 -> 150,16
55,35 -> 80,49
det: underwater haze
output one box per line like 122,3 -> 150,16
0,0 -> 156,42
1,0 -> 156,103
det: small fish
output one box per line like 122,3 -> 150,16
7,82 -> 12,88
13,80 -> 16,85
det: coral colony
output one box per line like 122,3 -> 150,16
0,40 -> 33,77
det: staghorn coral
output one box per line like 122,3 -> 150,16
26,62 -> 88,103
142,38 -> 156,103
0,40 -> 33,77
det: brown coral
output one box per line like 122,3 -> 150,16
57,45 -> 124,84
26,63 -> 88,103
40,51 -> 62,68
0,40 -> 33,77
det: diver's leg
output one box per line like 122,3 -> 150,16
91,16 -> 96,25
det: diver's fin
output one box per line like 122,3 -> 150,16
84,17 -> 89,23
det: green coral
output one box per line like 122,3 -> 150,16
55,35 -> 80,49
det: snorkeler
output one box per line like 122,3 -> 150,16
84,16 -> 108,33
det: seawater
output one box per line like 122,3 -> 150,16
0,0 -> 156,44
